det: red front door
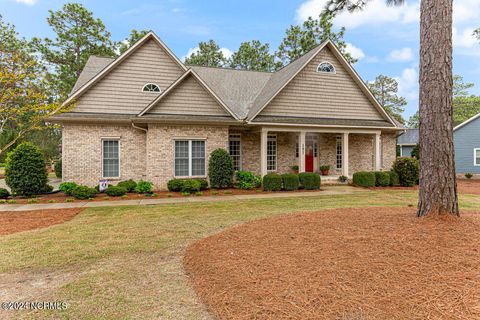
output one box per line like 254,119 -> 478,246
305,151 -> 314,172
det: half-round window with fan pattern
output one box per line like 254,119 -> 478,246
142,83 -> 161,92
316,62 -> 336,74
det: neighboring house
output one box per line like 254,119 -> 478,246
397,129 -> 419,157
51,32 -> 402,189
454,113 -> 480,174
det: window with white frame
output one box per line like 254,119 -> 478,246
475,149 -> 480,166
267,134 -> 277,171
174,140 -> 205,177
103,139 -> 120,178
142,83 -> 160,92
336,136 -> 342,169
229,134 -> 241,171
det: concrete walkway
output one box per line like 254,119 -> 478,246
0,186 -> 365,212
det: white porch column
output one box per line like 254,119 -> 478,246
299,131 -> 306,173
342,132 -> 349,177
260,129 -> 268,177
374,132 -> 382,171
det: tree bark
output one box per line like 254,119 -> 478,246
418,0 -> 459,216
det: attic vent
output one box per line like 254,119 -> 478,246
142,83 -> 161,92
317,62 -> 335,74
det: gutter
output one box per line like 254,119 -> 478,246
131,121 -> 148,133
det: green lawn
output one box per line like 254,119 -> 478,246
0,188 -> 479,319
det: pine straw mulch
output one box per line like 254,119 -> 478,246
0,208 -> 82,235
184,207 -> 480,320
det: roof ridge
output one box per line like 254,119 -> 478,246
189,65 -> 274,74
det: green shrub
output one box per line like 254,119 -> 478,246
236,171 -> 262,190
5,142 -> 49,196
374,171 -> 390,187
282,173 -> 299,191
411,143 -> 420,159
197,179 -> 209,190
392,157 -> 419,187
0,188 -> 10,199
465,173 -> 473,179
298,172 -> 321,190
181,179 -> 201,193
388,171 -> 400,186
208,148 -> 234,188
338,175 -> 348,183
54,159 -> 62,178
167,179 -> 183,192
71,185 -> 97,200
263,173 -> 283,191
167,179 -> 208,192
41,184 -> 54,193
117,179 -> 137,192
135,180 -> 153,194
352,171 -> 375,187
59,182 -> 78,196
105,185 -> 127,197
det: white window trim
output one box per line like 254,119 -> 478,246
229,133 -> 242,171
474,148 -> 480,166
101,138 -> 121,179
173,139 -> 207,178
142,83 -> 161,93
316,61 -> 336,74
267,134 -> 277,172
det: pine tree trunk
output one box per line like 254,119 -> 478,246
417,0 -> 459,217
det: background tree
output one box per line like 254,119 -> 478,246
367,75 -> 407,124
326,0 -> 459,217
407,112 -> 419,128
32,3 -> 115,99
184,40 -> 227,67
229,40 -> 276,72
116,29 -> 149,55
276,12 -> 356,67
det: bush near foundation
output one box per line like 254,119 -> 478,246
181,180 -> 202,193
375,171 -> 390,187
167,179 -> 209,192
59,182 -> 78,196
282,173 -> 299,191
352,171 -> 375,187
263,173 -> 283,191
298,172 -> 321,190
117,179 -> 137,192
135,180 -> 153,194
236,171 -> 262,190
54,159 -> 62,178
208,149 -> 234,188
0,188 -> 10,199
71,185 -> 97,200
388,171 -> 400,186
392,157 -> 419,187
105,185 -> 127,197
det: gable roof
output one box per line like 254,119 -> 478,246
397,128 -> 419,145
454,113 -> 480,131
71,56 -> 114,93
138,69 -> 239,119
62,31 -> 187,107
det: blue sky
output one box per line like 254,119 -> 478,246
2,0 -> 480,119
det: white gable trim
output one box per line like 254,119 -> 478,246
454,113 -> 480,131
62,32 -> 187,107
137,69 -> 239,120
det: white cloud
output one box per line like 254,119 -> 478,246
388,47 -> 414,62
453,0 -> 480,26
220,48 -> 233,59
345,42 -> 365,60
182,46 -> 233,62
395,68 -> 418,101
14,0 -> 37,5
453,27 -> 478,49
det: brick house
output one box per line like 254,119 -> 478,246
51,32 -> 402,189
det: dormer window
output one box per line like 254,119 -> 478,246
142,83 -> 161,92
317,62 -> 336,74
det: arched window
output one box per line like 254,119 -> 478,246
316,61 -> 336,74
142,83 -> 161,92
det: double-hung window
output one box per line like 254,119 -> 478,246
175,140 -> 206,177
475,148 -> 480,166
336,136 -> 342,170
102,139 -> 120,178
267,134 -> 277,171
229,134 -> 241,171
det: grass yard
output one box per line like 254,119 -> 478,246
0,187 -> 479,319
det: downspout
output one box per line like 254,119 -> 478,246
131,121 -> 148,133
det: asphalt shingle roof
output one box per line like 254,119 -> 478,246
71,56 -> 115,93
397,129 -> 419,145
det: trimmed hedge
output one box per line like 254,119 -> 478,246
236,171 -> 262,190
117,179 -> 137,192
388,171 -> 400,186
375,171 -> 390,187
105,185 -> 127,197
208,148 -> 234,188
282,173 -> 299,191
298,172 -> 321,190
54,159 -> 62,178
0,188 -> 10,199
135,180 -> 153,194
352,171 -> 376,187
263,173 -> 282,191
392,157 -> 419,187
167,179 -> 209,192
5,142 -> 49,196
59,182 -> 78,196
181,179 -> 202,193
71,185 -> 97,200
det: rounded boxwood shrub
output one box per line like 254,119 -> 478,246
135,180 -> 153,194
263,173 -> 283,191
352,171 -> 375,187
374,171 -> 390,187
71,185 -> 97,200
59,182 -> 78,196
167,179 -> 183,192
181,179 -> 202,193
5,142 -> 49,196
392,157 -> 419,187
105,185 -> 127,197
298,172 -> 321,190
0,188 -> 10,199
208,148 -> 234,188
282,173 -> 299,191
388,171 -> 400,186
54,159 -> 62,178
197,179 -> 209,190
117,179 -> 137,192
